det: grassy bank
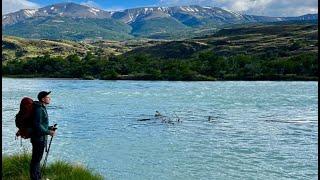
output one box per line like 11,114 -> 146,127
2,153 -> 104,180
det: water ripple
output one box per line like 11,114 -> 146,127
2,79 -> 318,180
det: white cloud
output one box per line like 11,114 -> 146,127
227,0 -> 272,12
2,0 -> 40,15
157,0 -> 318,16
80,1 -> 125,12
103,6 -> 126,12
80,0 -> 101,9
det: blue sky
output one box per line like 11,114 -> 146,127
2,0 -> 318,17
31,0 -> 159,10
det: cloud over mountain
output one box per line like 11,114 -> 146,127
80,0 -> 102,9
158,0 -> 318,16
2,0 -> 40,15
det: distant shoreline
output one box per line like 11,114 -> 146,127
2,76 -> 82,80
2,75 -> 318,81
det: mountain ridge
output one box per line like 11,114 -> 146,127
2,3 -> 318,40
4,3 -> 318,26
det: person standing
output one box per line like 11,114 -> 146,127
30,91 -> 56,180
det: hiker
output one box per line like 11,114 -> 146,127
30,91 -> 56,180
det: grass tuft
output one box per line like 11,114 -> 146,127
2,153 -> 104,180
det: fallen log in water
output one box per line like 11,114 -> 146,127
137,118 -> 151,121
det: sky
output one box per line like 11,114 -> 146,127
2,0 -> 318,17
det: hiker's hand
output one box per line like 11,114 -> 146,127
49,126 -> 57,130
49,130 -> 56,136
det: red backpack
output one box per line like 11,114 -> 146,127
15,97 -> 34,139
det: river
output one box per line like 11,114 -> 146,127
2,78 -> 318,179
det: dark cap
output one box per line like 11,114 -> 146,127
37,91 -> 51,101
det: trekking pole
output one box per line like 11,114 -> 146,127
42,124 -> 57,171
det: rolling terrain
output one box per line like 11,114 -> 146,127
3,22 -> 317,61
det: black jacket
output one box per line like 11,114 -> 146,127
31,101 -> 50,141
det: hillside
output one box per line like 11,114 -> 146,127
3,22 -> 317,61
2,36 -> 159,61
2,36 -> 90,61
125,23 -> 318,59
2,22 -> 318,81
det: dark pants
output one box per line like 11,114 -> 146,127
30,139 -> 46,180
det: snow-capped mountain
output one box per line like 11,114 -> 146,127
2,3 -> 318,40
3,3 -> 318,27
111,5 -> 251,25
2,2 -> 111,26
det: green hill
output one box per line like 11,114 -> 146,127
2,36 -> 91,61
127,41 -> 208,59
125,23 -> 318,59
194,23 -> 318,57
2,23 -> 318,81
131,17 -> 190,37
2,36 -> 145,61
3,16 -> 133,41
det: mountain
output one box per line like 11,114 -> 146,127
2,2 -> 111,26
2,3 -> 132,41
3,16 -> 133,41
111,5 -> 282,26
2,3 -> 318,40
111,5 -> 302,36
111,6 -> 242,36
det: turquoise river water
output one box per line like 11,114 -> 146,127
2,78 -> 318,180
